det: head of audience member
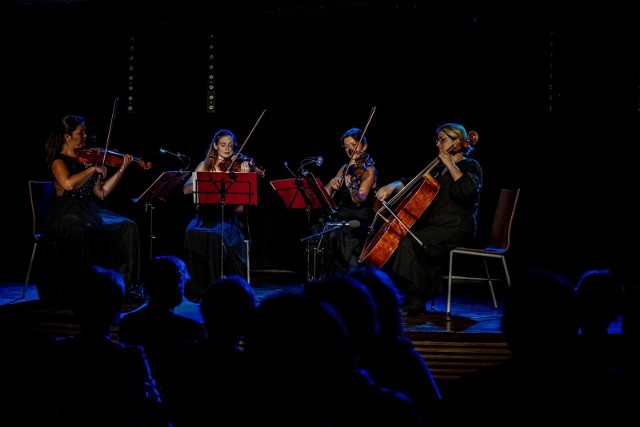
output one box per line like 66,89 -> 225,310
199,274 -> 256,346
502,268 -> 580,360
303,274 -> 379,358
142,255 -> 190,310
348,265 -> 403,338
244,292 -> 353,387
69,264 -> 126,336
622,284 -> 640,359
575,269 -> 623,336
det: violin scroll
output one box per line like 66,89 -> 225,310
467,130 -> 478,145
447,130 -> 479,156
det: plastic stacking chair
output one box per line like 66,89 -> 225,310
23,180 -> 56,298
444,188 -> 521,314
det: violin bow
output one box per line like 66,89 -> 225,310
360,106 -> 376,141
342,106 -> 376,187
100,97 -> 120,170
227,108 -> 267,172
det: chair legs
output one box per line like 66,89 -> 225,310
244,239 -> 251,285
23,241 -> 38,299
447,250 -> 454,314
500,256 -> 511,287
446,250 -> 509,315
482,258 -> 498,309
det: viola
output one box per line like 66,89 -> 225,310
76,147 -> 152,170
218,153 -> 266,178
345,153 -> 374,191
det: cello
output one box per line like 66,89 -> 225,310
358,130 -> 478,268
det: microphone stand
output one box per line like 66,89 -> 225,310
300,223 -> 345,242
279,156 -> 329,282
160,148 -> 191,172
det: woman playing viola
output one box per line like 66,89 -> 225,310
40,114 -> 140,304
182,129 -> 253,301
314,127 -> 378,276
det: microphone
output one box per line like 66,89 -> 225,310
303,156 -> 323,166
309,156 -> 324,166
326,219 -> 361,228
160,148 -> 191,171
283,161 -> 298,178
160,147 -> 189,158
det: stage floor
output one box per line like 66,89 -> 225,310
1,279 -> 508,334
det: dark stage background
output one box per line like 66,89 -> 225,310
3,1 -> 638,285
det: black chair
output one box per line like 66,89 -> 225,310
24,180 -> 55,299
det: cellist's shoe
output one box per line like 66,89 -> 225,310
401,306 -> 428,317
401,299 -> 428,316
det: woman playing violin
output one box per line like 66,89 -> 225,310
40,114 -> 140,304
375,122 -> 482,316
313,127 -> 378,276
182,129 -> 254,301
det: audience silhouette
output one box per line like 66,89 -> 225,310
164,274 -> 257,426
5,261 -> 635,426
606,283 -> 640,421
243,292 -> 422,426
118,255 -> 206,401
39,264 -> 167,426
574,268 -> 624,379
439,268 -> 601,425
349,265 -> 442,425
303,274 -> 380,364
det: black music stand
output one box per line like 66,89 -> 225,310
134,170 -> 190,260
270,173 -> 336,281
194,171 -> 258,279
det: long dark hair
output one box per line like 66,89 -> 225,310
45,115 -> 85,167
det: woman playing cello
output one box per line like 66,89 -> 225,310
374,122 -> 482,316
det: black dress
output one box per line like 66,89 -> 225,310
183,204 -> 247,301
389,158 -> 483,307
40,154 -> 140,302
313,173 -> 376,277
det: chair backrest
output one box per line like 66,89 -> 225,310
488,188 -> 520,251
28,180 -> 56,238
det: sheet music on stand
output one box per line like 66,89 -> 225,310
194,171 -> 258,280
133,170 -> 190,205
270,173 -> 336,213
194,171 -> 258,206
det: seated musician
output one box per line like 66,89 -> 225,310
313,127 -> 378,277
182,129 -> 258,302
374,123 -> 482,316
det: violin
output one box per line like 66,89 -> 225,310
345,153 -> 375,191
76,147 -> 152,170
218,153 -> 265,178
